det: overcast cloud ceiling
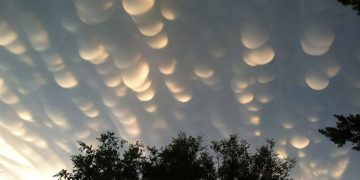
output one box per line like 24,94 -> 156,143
0,0 -> 360,179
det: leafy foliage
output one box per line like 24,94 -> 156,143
319,114 -> 360,151
141,132 -> 216,180
251,140 -> 296,180
54,131 -> 144,180
337,0 -> 360,15
55,131 -> 296,180
211,134 -> 252,179
212,135 -> 295,180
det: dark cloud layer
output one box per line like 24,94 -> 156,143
0,0 -> 360,179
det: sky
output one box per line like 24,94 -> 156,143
0,0 -> 360,179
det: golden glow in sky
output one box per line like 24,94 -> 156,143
0,0 -> 359,179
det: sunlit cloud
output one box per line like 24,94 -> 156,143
0,0 -> 358,179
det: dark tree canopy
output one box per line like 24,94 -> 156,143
212,135 -> 295,180
55,131 -> 296,180
141,132 -> 216,180
55,132 -> 144,180
319,114 -> 360,151
337,0 -> 360,15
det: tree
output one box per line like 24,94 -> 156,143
141,132 -> 217,180
337,0 -> 360,15
55,131 -> 296,180
319,114 -> 360,151
251,140 -> 296,180
211,134 -> 252,179
212,134 -> 296,180
54,131 -> 144,180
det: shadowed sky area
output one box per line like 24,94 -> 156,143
0,0 -> 360,179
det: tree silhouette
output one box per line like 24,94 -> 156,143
55,131 -> 296,180
141,132 -> 216,180
337,0 -> 360,15
211,134 -> 252,179
54,131 -> 144,180
212,134 -> 296,180
251,140 -> 295,180
319,114 -> 360,151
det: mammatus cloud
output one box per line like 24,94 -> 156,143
0,0 -> 359,179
